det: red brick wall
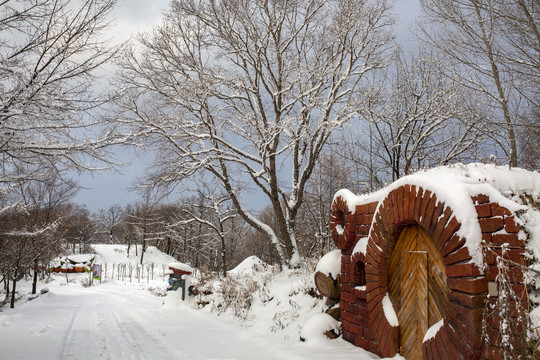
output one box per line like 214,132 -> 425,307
330,188 -> 527,360
336,200 -> 379,353
473,195 -> 528,359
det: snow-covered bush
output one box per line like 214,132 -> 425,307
187,256 -> 323,338
211,275 -> 264,320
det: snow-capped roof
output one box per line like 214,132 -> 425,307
168,262 -> 193,274
66,254 -> 95,263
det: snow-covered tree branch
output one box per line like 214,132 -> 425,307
115,0 -> 395,266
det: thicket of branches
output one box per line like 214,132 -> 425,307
1,0 -> 538,284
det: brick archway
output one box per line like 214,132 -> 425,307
365,185 -> 486,359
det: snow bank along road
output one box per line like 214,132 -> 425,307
0,283 -> 382,360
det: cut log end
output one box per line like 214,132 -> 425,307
314,271 -> 340,299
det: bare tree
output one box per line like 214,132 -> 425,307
352,49 -> 487,183
59,203 -> 98,254
97,204 -> 124,243
116,0 -> 394,266
419,0 -> 539,167
172,187 -> 236,277
490,0 -> 539,107
296,143 -> 354,257
17,173 -> 78,294
0,0 -> 126,197
124,191 -> 166,264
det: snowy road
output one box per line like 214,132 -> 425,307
0,282 -> 382,360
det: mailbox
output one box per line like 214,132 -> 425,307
166,262 -> 193,301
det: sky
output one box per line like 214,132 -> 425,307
72,0 -> 423,214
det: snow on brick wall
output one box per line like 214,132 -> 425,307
328,163 -> 538,359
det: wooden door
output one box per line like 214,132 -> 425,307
388,225 -> 447,360
400,251 -> 428,360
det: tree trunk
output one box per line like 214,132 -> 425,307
10,278 -> 17,309
140,241 -> 147,265
32,260 -> 38,295
4,276 -> 9,300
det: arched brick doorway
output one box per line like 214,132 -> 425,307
389,225 -> 447,360
364,185 -> 486,359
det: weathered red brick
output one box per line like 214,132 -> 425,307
356,304 -> 369,319
414,187 -> 425,221
443,246 -> 472,265
401,185 -> 409,223
354,333 -> 369,349
475,203 -> 492,218
341,310 -> 357,324
342,330 -> 354,343
445,311 -> 483,351
369,304 -> 384,333
349,322 -> 363,337
429,201 -> 446,233
446,310 -> 483,347
367,201 -> 378,214
447,277 -> 487,294
491,233 -> 524,248
491,203 -> 511,216
420,194 -> 438,230
341,263 -> 351,274
357,224 -> 370,236
441,234 -> 466,257
433,330 -> 449,360
420,190 -> 433,222
378,322 -> 399,357
432,207 -> 453,244
439,326 -> 465,360
485,265 -> 524,283
407,185 -> 417,220
446,262 -> 483,278
392,190 -> 402,224
422,338 -> 433,360
485,248 -> 525,266
436,217 -> 461,250
504,216 -> 520,233
356,203 -> 370,215
368,340 -> 380,356
448,289 -> 486,308
479,217 -> 504,233
395,188 -> 405,223
366,287 -> 385,307
472,194 -> 490,204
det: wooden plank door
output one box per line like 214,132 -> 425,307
388,225 -> 448,360
399,251 -> 428,360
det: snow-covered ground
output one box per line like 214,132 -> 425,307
0,275 -> 387,360
1,246 -> 395,360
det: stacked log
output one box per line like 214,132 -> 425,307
314,271 -> 340,299
314,270 -> 341,323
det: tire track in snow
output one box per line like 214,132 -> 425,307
56,303 -> 82,360
108,310 -> 177,360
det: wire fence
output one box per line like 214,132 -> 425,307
98,263 -> 168,284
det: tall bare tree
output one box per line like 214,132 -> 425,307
0,0 -> 125,195
419,0 -> 539,167
116,0 -> 394,266
353,49 -> 487,183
